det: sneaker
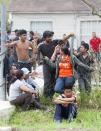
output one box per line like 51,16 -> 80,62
68,117 -> 74,123
44,108 -> 52,113
68,113 -> 74,123
54,119 -> 61,123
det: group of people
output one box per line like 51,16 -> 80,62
5,30 -> 48,112
4,29 -> 101,122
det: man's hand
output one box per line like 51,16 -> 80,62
31,71 -> 43,78
62,103 -> 69,107
44,56 -> 49,60
74,50 -> 80,56
68,33 -> 75,37
32,39 -> 38,44
28,58 -> 33,63
28,57 -> 36,63
6,41 -> 17,47
31,71 -> 38,76
89,67 -> 95,72
32,90 -> 38,96
90,47 -> 94,53
63,33 -> 75,41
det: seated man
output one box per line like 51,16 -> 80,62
53,86 -> 77,123
21,67 -> 38,91
7,64 -> 18,95
9,69 -> 48,111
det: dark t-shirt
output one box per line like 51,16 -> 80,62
77,54 -> 92,77
38,40 -> 59,59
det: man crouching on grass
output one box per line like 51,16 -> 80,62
53,87 -> 77,123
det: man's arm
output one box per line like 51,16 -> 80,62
20,85 -> 37,95
99,42 -> 101,52
51,45 -> 60,61
37,44 -> 43,65
31,39 -> 38,54
57,96 -> 76,103
44,56 -> 56,69
29,41 -> 37,54
29,40 -> 38,62
6,41 -> 17,47
53,96 -> 71,104
73,55 -> 94,71
54,99 -> 71,104
89,39 -> 93,52
62,33 -> 74,41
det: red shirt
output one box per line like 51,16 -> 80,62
90,37 -> 101,52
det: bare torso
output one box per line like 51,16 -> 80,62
16,40 -> 31,62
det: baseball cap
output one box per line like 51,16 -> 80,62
21,68 -> 30,75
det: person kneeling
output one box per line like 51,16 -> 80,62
53,87 -> 77,123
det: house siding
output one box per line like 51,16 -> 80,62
11,13 -> 76,38
11,13 -> 101,44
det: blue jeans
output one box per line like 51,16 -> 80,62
54,103 -> 77,121
54,77 -> 75,93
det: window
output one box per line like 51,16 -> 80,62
80,20 -> 101,43
30,21 -> 53,36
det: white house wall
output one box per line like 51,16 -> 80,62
76,15 -> 101,44
11,13 -> 101,45
12,13 -> 77,38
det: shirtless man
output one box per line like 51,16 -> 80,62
6,29 -> 36,71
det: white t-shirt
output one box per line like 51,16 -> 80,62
21,79 -> 35,91
9,79 -> 24,101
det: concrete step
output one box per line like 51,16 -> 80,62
0,101 -> 15,121
0,127 -> 12,131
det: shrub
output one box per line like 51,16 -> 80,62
77,88 -> 101,109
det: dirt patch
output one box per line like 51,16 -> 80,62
57,128 -> 91,131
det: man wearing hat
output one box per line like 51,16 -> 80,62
21,67 -> 38,91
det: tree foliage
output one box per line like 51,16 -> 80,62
81,0 -> 101,18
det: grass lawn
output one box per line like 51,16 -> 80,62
1,89 -> 101,131
7,109 -> 101,131
0,108 -> 101,131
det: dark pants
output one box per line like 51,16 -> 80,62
10,93 -> 45,111
10,93 -> 32,111
91,52 -> 101,62
17,62 -> 32,72
78,76 -> 91,94
43,64 -> 55,97
55,77 -> 75,94
54,103 -> 77,121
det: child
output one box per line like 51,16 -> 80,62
53,87 -> 77,122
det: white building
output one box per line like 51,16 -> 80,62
9,0 -> 101,44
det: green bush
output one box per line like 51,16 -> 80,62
77,88 -> 101,109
